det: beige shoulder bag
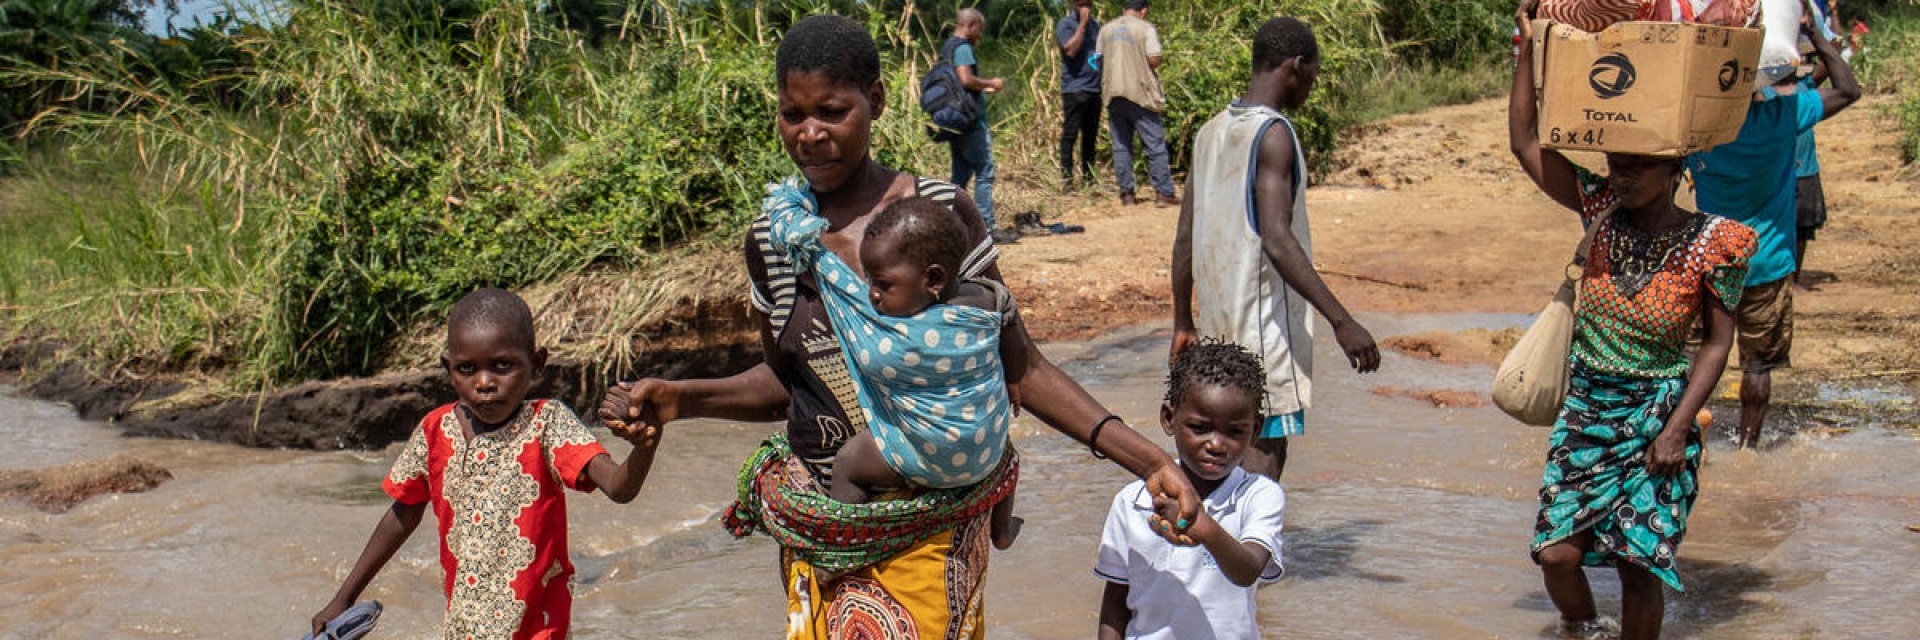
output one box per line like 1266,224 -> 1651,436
1492,206 -> 1610,426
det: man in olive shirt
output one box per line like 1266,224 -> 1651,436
1097,0 -> 1175,206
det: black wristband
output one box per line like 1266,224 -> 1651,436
1089,414 -> 1122,459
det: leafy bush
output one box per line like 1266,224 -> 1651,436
3,0 -> 1519,384
1855,4 -> 1920,163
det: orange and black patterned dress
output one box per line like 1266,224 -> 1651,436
1532,169 -> 1755,591
385,399 -> 609,639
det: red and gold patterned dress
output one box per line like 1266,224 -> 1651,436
385,399 -> 609,640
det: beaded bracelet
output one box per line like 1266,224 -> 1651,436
1088,414 -> 1122,459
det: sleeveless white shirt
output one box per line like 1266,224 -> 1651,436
1190,104 -> 1315,414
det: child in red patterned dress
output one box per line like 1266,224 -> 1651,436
311,288 -> 662,639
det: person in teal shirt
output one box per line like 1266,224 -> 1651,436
1685,25 -> 1858,450
946,8 -> 1013,244
1792,68 -> 1830,291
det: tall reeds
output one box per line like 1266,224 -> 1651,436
1,0 -> 1521,387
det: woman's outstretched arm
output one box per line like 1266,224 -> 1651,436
950,187 -> 1202,539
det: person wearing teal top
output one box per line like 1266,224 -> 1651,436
946,9 -> 1012,244
1792,71 -> 1830,292
1684,25 -> 1859,450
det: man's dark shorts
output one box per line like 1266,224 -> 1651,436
1796,174 -> 1827,241
1737,277 -> 1794,372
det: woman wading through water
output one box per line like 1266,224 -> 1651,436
1509,2 -> 1757,638
600,16 -> 1202,639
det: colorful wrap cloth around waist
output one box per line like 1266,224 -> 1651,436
722,433 -> 1018,574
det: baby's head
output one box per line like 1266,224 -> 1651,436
860,196 -> 968,317
1161,340 -> 1265,482
442,288 -> 547,426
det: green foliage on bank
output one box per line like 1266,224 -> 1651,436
0,0 -> 1514,385
1855,2 -> 1920,163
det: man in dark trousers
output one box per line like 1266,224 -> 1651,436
1056,0 -> 1102,188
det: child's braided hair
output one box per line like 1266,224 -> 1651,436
1165,338 -> 1267,411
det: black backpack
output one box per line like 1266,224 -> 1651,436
920,37 -> 981,142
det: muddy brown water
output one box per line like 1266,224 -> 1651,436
3,314 -> 1917,638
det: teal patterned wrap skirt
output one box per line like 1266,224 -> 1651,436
1531,363 -> 1701,591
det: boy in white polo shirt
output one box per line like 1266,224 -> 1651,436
1095,340 -> 1286,640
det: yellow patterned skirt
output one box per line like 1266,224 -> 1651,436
773,456 -> 992,640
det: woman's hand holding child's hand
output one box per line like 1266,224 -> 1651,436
605,419 -> 661,450
1144,464 -> 1202,547
598,379 -> 681,431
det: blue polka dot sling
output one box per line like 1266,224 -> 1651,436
763,178 -> 1013,488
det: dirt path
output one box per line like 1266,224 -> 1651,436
996,96 -> 1920,386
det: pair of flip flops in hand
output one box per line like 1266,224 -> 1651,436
1013,212 -> 1084,236
304,601 -> 382,640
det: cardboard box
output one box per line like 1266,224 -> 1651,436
1532,20 -> 1763,156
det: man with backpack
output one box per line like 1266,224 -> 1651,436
942,8 -> 1015,244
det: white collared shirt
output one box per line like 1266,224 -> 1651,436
1094,466 -> 1286,640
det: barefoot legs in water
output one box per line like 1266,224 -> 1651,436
1538,533 -> 1601,626
1738,368 -> 1772,449
1539,530 -> 1667,639
1616,562 -> 1665,640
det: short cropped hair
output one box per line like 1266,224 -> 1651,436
447,287 -> 536,353
776,15 -> 881,91
1165,339 -> 1266,411
865,197 -> 968,286
1253,17 -> 1319,72
1124,0 -> 1150,11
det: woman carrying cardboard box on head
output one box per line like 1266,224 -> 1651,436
1510,1 -> 1759,638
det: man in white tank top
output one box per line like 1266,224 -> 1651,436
1170,17 -> 1381,480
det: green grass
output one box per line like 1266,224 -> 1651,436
1347,60 -> 1512,124
1856,4 -> 1920,163
0,0 -> 1516,388
0,147 -> 266,375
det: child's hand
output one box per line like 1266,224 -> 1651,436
312,599 -> 349,635
598,379 -> 682,430
1007,382 -> 1023,417
606,419 -> 661,450
1144,465 -> 1202,546
598,382 -> 632,424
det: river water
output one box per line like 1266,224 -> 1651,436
2,314 -> 1917,638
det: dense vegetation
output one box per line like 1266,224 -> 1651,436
1853,0 -> 1920,163
0,0 -> 1530,386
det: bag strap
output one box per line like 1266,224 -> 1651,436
1564,203 -> 1614,312
938,37 -> 964,65
1566,204 -> 1611,280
